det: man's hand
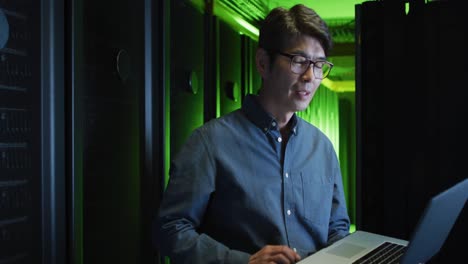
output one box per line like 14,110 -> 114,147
248,245 -> 302,264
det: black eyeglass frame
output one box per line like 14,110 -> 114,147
277,51 -> 333,79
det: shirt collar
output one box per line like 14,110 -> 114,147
242,94 -> 298,135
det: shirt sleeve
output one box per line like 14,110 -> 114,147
327,149 -> 351,245
154,129 -> 251,263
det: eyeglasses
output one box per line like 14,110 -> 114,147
277,52 -> 333,79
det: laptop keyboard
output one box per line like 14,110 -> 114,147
352,242 -> 407,264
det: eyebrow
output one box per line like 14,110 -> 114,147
288,50 -> 327,61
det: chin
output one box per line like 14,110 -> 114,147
294,104 -> 310,112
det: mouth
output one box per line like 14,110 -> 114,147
296,90 -> 311,96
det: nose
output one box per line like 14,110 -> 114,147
301,65 -> 314,82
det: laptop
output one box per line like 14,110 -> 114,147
299,178 -> 468,264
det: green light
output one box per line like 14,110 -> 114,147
164,1 -> 171,188
297,85 -> 340,156
190,0 -> 259,41
321,79 -> 355,93
233,16 -> 259,37
269,1 -> 365,20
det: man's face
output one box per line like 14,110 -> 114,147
258,35 -> 326,116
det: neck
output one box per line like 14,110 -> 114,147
257,91 -> 294,130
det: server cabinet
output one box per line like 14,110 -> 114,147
1,0 -> 66,263
356,1 -> 467,263
71,0 -> 166,262
0,1 -> 41,260
70,0 -> 164,262
241,35 -> 261,97
219,20 -> 242,116
2,0 -> 166,263
169,0 -> 205,155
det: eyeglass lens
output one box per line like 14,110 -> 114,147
290,55 -> 331,79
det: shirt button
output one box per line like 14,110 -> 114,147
277,137 -> 282,142
271,121 -> 276,127
263,127 -> 268,132
287,210 -> 291,215
285,173 -> 289,178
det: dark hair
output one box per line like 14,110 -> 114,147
258,4 -> 332,59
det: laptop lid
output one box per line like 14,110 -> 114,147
400,178 -> 467,263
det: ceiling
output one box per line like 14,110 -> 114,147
264,0 -> 365,20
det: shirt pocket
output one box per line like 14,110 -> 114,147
300,172 -> 333,226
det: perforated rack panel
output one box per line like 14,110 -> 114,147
0,0 -> 41,263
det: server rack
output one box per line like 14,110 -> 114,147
0,0 -> 66,263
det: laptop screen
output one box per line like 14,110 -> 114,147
401,179 -> 467,264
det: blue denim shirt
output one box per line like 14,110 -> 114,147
157,94 -> 350,263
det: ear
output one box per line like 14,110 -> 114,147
255,48 -> 270,79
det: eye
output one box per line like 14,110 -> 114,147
292,55 -> 308,64
314,61 -> 326,68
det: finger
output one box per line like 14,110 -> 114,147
291,249 -> 301,262
270,253 -> 295,264
250,245 -> 279,261
250,245 -> 301,264
271,245 -> 301,263
278,246 -> 300,262
250,253 -> 292,264
248,253 -> 277,264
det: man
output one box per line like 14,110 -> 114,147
156,4 -> 350,264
